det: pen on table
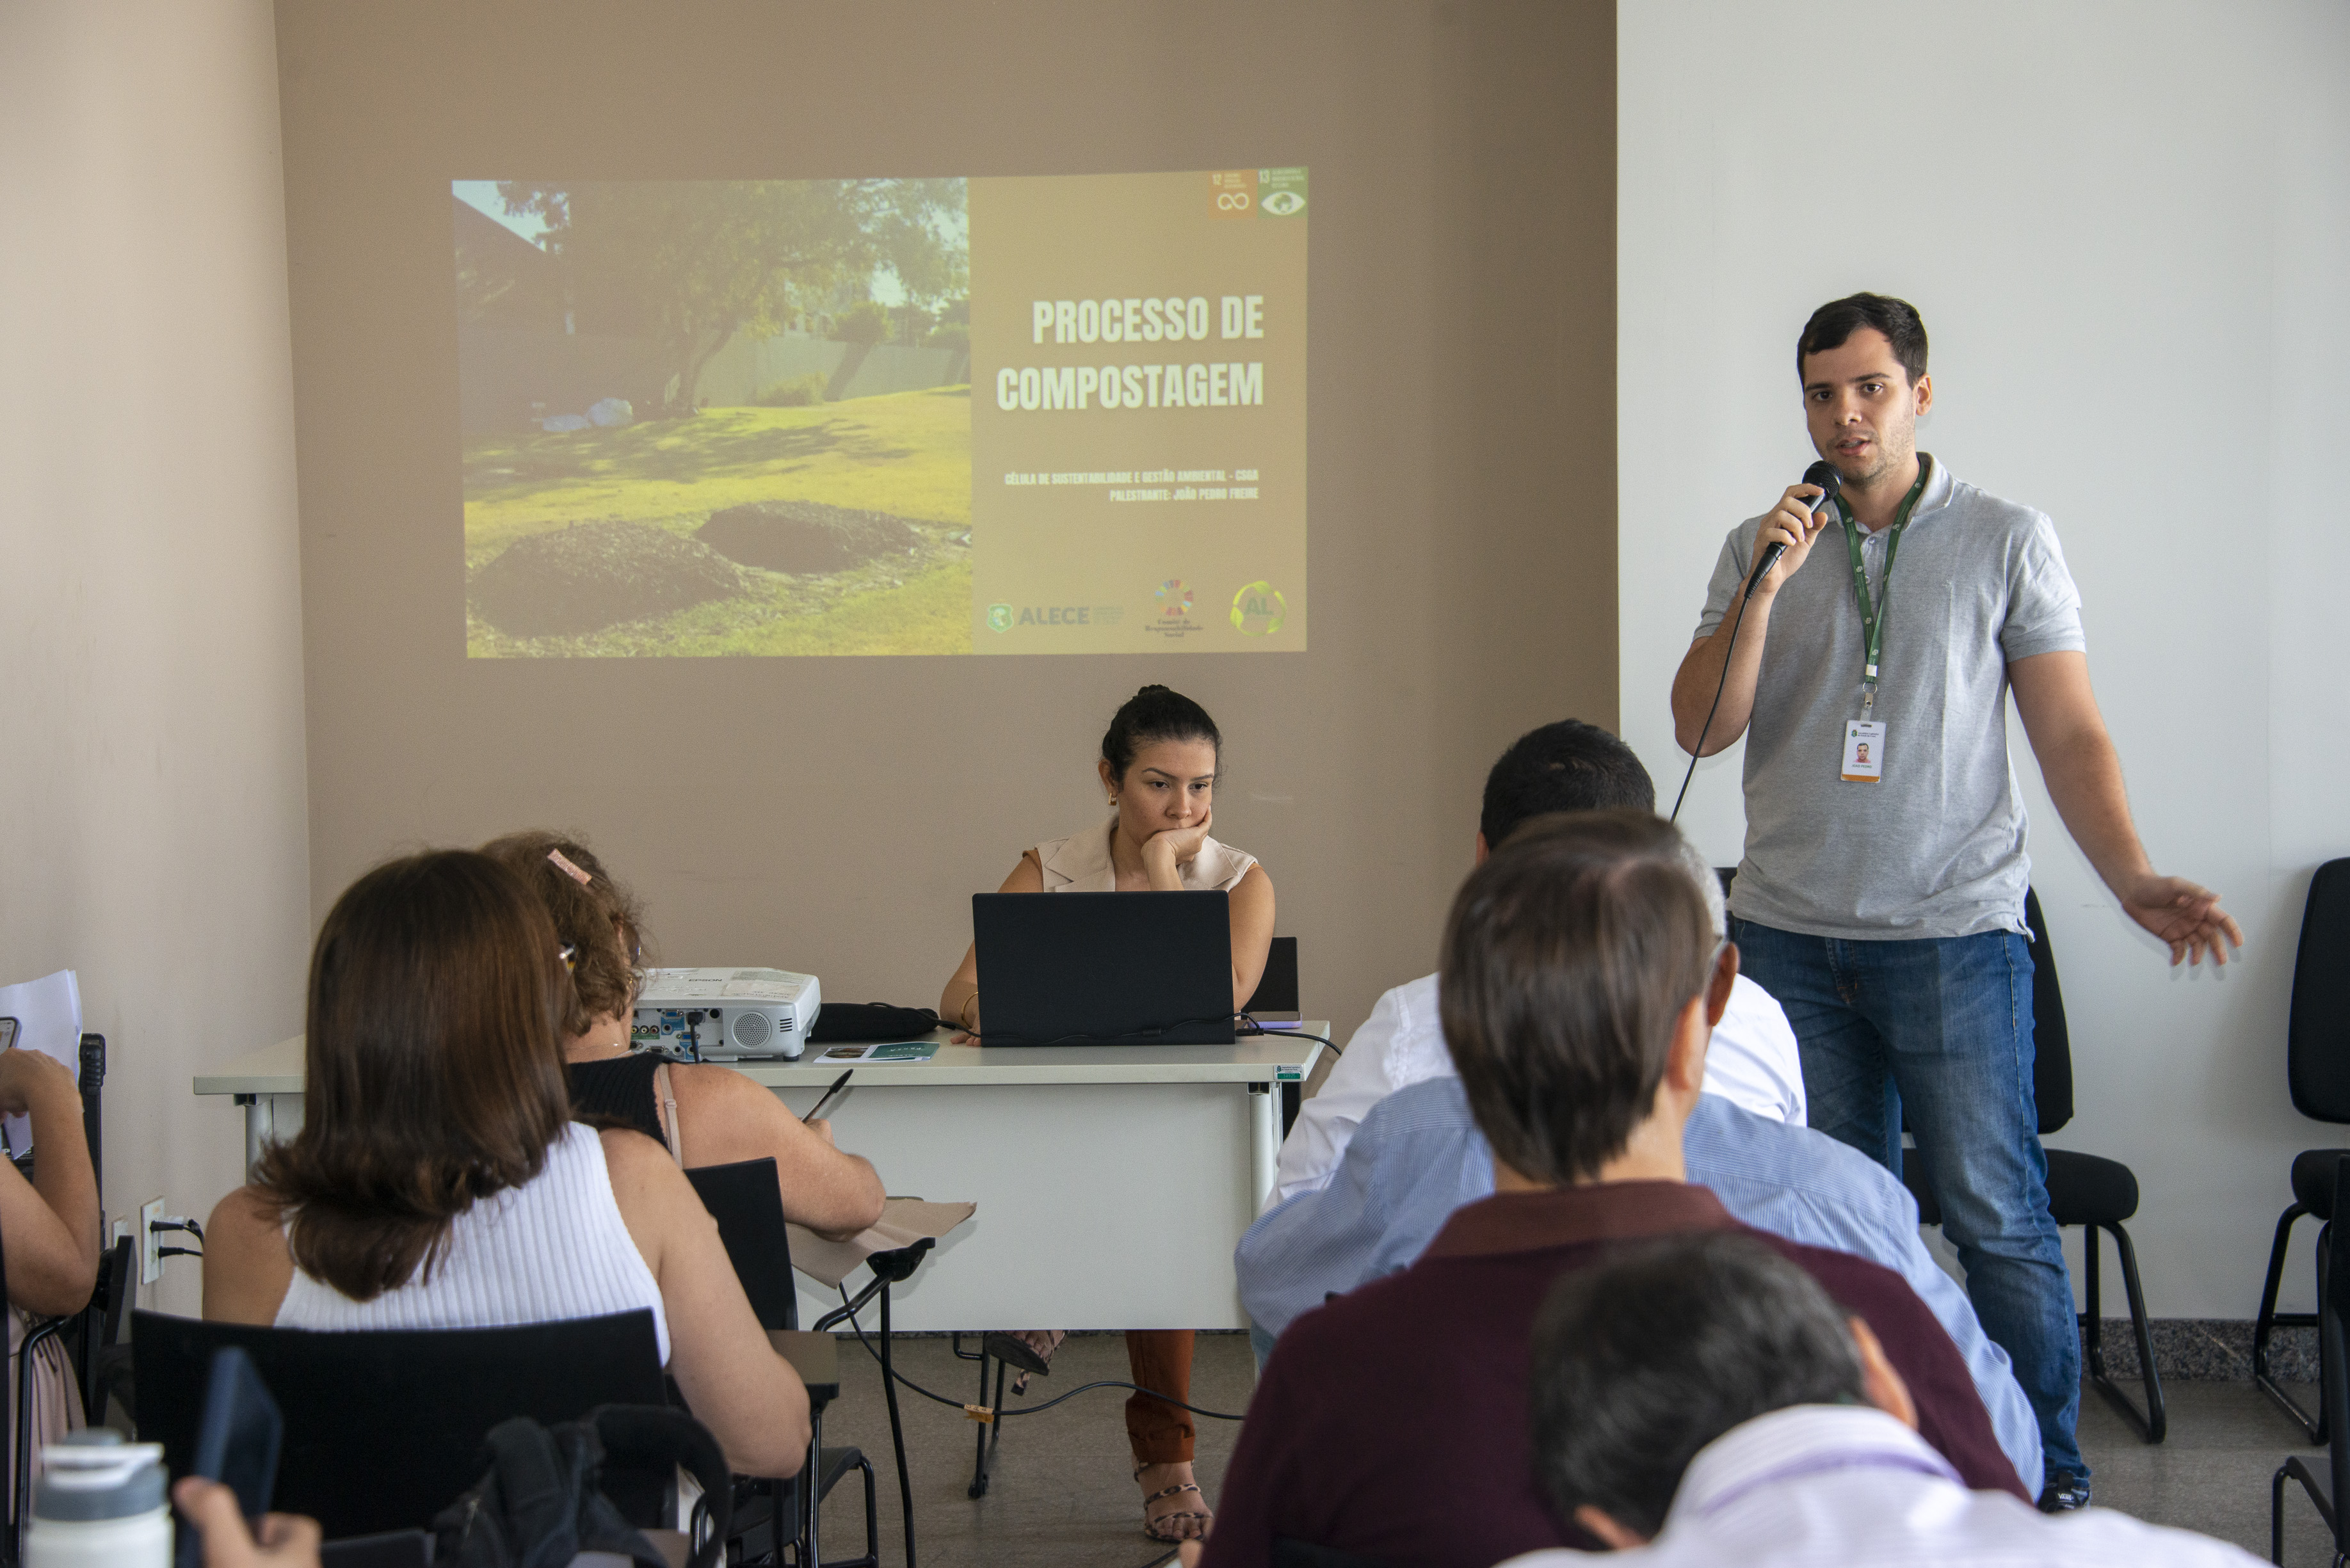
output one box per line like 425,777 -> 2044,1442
803,1068 -> 853,1124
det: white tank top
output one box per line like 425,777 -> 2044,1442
275,1122 -> 670,1363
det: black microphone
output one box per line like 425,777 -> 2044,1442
1744,460 -> 1844,596
1671,460 -> 1847,824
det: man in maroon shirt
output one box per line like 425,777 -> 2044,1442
1196,811 -> 2026,1568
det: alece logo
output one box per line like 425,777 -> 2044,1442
986,603 -> 1013,634
1231,581 -> 1287,636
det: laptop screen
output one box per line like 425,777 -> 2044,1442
972,891 -> 1235,1045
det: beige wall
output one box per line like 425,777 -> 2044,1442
0,1 -> 310,1315
281,1 -> 1616,1051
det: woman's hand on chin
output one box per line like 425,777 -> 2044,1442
1142,812 -> 1214,875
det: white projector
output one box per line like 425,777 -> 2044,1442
630,968 -> 819,1061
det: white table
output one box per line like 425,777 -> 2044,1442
195,1027 -> 1326,1331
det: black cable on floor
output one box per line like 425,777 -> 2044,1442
835,1293 -> 1248,1421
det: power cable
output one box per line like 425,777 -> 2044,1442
834,1293 -> 1248,1423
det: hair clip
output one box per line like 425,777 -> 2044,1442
547,848 -> 593,885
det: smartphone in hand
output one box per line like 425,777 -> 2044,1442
177,1347 -> 282,1568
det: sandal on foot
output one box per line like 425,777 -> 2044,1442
983,1330 -> 1065,1396
1137,1469 -> 1214,1544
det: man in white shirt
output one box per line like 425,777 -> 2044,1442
1271,720 -> 1803,1210
1498,1232 -> 2258,1568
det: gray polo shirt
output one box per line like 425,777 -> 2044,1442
1695,458 -> 2085,941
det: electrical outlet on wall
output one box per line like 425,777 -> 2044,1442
139,1196 -> 165,1286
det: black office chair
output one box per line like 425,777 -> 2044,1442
2255,859 -> 2350,1443
2274,1157 -> 2350,1564
684,1157 -> 881,1568
133,1309 -> 670,1539
1903,887 -> 2166,1443
1244,936 -> 1300,1016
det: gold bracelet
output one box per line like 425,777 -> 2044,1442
960,995 -> 979,1029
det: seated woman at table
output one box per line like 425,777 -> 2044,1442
937,684 -> 1275,1545
481,829 -> 885,1242
202,850 -> 809,1478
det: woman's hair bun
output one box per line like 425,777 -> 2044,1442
1101,685 -> 1222,782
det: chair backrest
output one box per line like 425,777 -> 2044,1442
683,1158 -> 798,1330
77,1034 -> 105,1212
1271,1538 -> 1390,1568
2289,860 -> 2350,1123
1244,936 -> 1300,1014
134,1308 -> 666,1539
2022,887 -> 2074,1135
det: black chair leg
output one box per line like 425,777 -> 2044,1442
815,1453 -> 878,1568
2262,1205 -> 2327,1444
878,1284 -> 915,1568
958,1340 -> 1008,1500
2096,1222 -> 2166,1443
2276,1454 -> 2339,1565
2077,1222 -> 2165,1443
806,1405 -> 825,1568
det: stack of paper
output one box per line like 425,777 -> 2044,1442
0,970 -> 81,1154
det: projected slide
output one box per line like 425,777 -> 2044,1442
455,170 -> 1306,657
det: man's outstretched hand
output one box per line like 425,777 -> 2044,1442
2120,875 -> 2244,967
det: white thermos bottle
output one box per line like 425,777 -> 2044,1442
24,1430 -> 171,1568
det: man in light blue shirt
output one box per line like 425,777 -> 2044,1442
1237,1073 -> 2044,1494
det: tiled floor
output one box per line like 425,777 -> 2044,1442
809,1331 -> 2338,1567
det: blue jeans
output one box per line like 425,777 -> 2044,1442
1732,918 -> 2083,1484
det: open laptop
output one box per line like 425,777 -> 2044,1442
972,891 -> 1236,1045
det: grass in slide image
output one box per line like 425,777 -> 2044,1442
463,385 -> 971,657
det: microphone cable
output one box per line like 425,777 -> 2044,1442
1668,584 -> 1757,824
1669,463 -> 1842,824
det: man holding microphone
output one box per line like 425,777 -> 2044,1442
1670,292 -> 2241,1510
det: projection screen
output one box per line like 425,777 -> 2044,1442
456,169 -> 1307,657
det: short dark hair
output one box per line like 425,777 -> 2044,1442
1479,720 -> 1655,850
1100,685 -> 1221,784
256,851 -> 575,1301
1530,1233 -> 1863,1539
1798,292 -> 1929,386
1440,810 -> 1714,1184
479,829 -> 648,1036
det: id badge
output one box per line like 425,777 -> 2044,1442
1841,721 -> 1886,783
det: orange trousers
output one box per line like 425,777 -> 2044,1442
1123,1329 -> 1195,1464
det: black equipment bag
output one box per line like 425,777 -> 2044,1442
432,1404 -> 731,1568
805,1002 -> 946,1043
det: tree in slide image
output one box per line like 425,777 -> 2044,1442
496,180 -> 967,415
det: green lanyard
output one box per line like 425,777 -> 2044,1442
1837,461 -> 1929,718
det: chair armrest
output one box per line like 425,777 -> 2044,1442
769,1329 -> 841,1408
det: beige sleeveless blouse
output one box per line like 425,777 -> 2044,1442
1034,820 -> 1259,893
